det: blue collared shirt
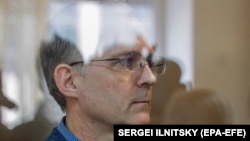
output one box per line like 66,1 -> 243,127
57,117 -> 80,141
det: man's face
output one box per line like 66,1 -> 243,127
74,37 -> 157,125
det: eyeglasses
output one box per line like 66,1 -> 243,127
70,52 -> 167,76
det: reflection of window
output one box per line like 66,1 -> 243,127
164,0 -> 194,89
0,0 -> 195,129
127,0 -> 156,47
130,5 -> 156,47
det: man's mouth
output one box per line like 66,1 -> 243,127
132,100 -> 150,105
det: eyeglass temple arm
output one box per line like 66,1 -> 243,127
91,58 -> 120,62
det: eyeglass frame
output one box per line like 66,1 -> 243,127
69,51 -> 167,76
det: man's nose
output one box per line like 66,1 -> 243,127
137,64 -> 157,87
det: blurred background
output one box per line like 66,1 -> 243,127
0,0 -> 249,140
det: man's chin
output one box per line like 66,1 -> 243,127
128,113 -> 151,124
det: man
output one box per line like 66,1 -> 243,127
40,1 -> 167,141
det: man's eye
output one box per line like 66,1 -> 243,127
122,57 -> 133,65
121,56 -> 134,69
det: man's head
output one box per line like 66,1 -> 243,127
40,1 -> 167,125
40,35 -> 83,112
40,35 -> 167,125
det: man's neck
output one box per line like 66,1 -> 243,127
66,110 -> 114,141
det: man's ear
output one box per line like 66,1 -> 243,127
53,64 -> 78,98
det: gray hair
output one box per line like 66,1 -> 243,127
39,35 -> 84,112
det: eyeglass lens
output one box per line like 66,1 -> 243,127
124,52 -> 166,75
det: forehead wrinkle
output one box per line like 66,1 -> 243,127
100,37 -> 153,58
96,46 -> 133,59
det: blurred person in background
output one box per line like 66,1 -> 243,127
5,55 -> 65,141
150,59 -> 186,124
0,70 -> 16,141
161,88 -> 233,124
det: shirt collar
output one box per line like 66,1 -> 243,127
57,116 -> 80,141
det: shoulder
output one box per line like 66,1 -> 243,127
46,127 -> 67,141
